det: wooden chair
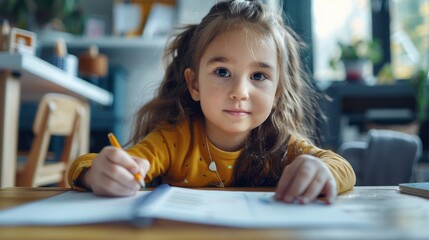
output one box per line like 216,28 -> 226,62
16,93 -> 88,187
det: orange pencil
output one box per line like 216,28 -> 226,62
108,132 -> 146,190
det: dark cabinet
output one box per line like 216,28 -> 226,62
318,81 -> 429,163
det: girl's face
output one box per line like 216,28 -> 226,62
185,29 -> 279,150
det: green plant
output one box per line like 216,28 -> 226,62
0,0 -> 30,29
0,0 -> 84,34
330,39 -> 383,70
411,68 -> 428,122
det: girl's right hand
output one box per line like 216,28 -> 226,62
82,146 -> 150,197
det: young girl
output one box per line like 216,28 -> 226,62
68,0 -> 355,204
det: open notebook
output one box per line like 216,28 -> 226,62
0,184 -> 367,228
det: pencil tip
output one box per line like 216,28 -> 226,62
135,174 -> 146,190
139,179 -> 146,190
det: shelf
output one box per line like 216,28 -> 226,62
0,53 -> 113,105
325,81 -> 424,97
37,31 -> 168,49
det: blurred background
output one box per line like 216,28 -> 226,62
1,0 -> 428,183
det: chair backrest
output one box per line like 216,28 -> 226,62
337,141 -> 368,185
363,129 -> 422,186
16,93 -> 88,187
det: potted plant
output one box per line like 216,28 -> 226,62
330,39 -> 382,82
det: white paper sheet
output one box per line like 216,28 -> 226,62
0,191 -> 148,225
0,186 -> 368,228
135,186 -> 367,228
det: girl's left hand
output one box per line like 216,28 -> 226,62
274,154 -> 337,204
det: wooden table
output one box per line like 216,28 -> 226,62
0,53 -> 113,187
0,186 -> 428,240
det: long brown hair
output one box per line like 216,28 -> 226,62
130,0 -> 317,187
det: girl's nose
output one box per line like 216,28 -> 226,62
229,76 -> 249,100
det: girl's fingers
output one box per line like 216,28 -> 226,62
103,147 -> 140,174
322,179 -> 337,204
275,162 -> 299,200
275,155 -> 338,204
100,160 -> 140,190
281,160 -> 317,202
133,158 -> 151,175
275,155 -> 315,202
88,147 -> 144,196
300,171 -> 328,204
94,173 -> 139,197
85,165 -> 139,197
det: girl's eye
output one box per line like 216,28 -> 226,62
251,72 -> 267,81
214,68 -> 231,77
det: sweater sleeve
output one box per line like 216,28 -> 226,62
67,153 -> 97,191
286,137 -> 356,193
67,129 -> 172,191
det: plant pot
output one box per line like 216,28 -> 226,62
342,59 -> 372,82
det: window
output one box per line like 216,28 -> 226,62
312,0 -> 372,81
312,0 -> 429,81
391,0 -> 429,79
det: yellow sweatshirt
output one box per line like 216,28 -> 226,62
68,118 -> 355,192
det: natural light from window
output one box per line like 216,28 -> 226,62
312,0 -> 371,81
391,0 -> 429,79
